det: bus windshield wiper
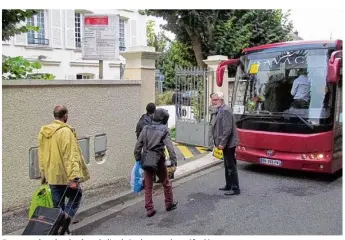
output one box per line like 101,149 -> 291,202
253,110 -> 273,115
236,114 -> 274,123
272,111 -> 314,130
236,111 -> 314,130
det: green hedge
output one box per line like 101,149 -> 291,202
155,91 -> 174,105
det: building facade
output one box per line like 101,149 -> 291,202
2,9 -> 147,80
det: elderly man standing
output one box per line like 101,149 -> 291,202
211,92 -> 240,196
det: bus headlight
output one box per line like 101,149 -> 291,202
309,153 -> 325,160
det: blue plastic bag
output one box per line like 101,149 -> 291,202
130,161 -> 144,193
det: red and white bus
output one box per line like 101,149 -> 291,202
216,40 -> 342,174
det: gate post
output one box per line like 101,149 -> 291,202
203,55 -> 229,105
121,46 -> 160,114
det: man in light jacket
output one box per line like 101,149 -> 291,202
39,105 -> 90,221
211,92 -> 240,196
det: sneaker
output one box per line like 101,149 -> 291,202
147,209 -> 156,217
224,190 -> 241,196
166,201 -> 178,211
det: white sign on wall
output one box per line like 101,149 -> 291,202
82,14 -> 120,60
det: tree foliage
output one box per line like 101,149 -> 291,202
2,56 -> 55,80
2,9 -> 40,41
145,10 -> 293,68
2,9 -> 55,80
146,20 -> 195,89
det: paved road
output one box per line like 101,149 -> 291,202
76,162 -> 342,235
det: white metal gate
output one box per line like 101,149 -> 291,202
174,67 -> 213,147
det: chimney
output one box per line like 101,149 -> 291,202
294,31 -> 299,37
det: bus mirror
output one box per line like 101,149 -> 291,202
327,50 -> 342,84
216,59 -> 240,87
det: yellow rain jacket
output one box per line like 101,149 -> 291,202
38,120 -> 90,185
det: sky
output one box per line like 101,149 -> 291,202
289,9 -> 344,40
148,9 -> 344,41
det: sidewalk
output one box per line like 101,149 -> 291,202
7,152 -> 222,235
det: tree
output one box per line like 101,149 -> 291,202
2,9 -> 40,41
159,41 -> 195,90
145,10 -> 293,68
146,20 -> 156,47
2,56 -> 55,80
2,9 -> 55,80
146,20 -> 194,89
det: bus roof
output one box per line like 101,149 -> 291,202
242,39 -> 342,53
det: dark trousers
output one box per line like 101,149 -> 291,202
223,147 -> 240,191
208,124 -> 214,150
49,185 -> 82,218
291,99 -> 309,109
144,159 -> 173,211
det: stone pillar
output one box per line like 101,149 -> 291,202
121,46 -> 159,114
203,55 -> 229,105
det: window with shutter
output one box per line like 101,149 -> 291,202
27,10 -> 49,45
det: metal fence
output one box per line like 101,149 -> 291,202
155,70 -> 164,93
174,67 -> 213,147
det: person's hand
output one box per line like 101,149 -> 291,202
40,177 -> 47,185
69,179 -> 80,189
217,145 -> 224,150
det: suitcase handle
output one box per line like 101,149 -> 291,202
57,185 -> 81,217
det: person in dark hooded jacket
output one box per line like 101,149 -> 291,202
135,103 -> 156,139
134,108 -> 178,217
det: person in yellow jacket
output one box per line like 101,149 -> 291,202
39,105 -> 90,219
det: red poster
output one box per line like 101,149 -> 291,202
84,16 -> 108,25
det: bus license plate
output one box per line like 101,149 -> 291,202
259,158 -> 282,167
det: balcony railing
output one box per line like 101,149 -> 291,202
28,38 -> 49,45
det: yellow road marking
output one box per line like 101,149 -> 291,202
177,145 -> 194,159
196,146 -> 207,153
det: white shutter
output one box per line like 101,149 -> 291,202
80,14 -> 84,47
64,9 -> 75,49
14,21 -> 27,46
130,20 -> 137,47
50,9 -> 63,48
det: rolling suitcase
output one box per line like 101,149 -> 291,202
23,186 -> 79,235
22,206 -> 70,235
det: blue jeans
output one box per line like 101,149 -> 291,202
49,185 -> 82,218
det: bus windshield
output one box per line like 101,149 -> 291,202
232,48 -> 335,133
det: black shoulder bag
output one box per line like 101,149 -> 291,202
141,126 -> 163,172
